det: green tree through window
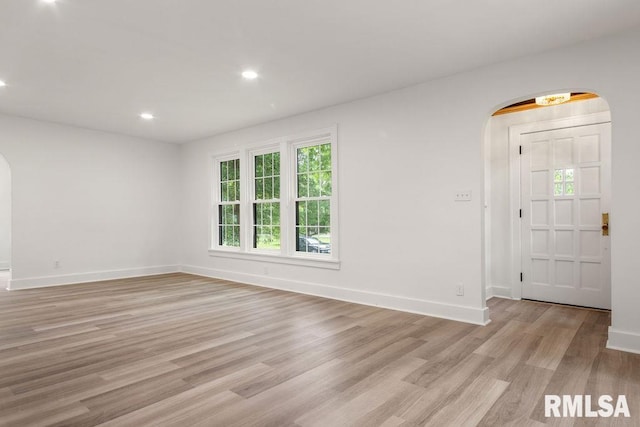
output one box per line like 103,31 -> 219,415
253,152 -> 281,249
296,143 -> 331,253
218,158 -> 240,247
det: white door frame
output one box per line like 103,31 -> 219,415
508,111 -> 611,300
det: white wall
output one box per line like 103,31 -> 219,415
486,97 -> 611,298
0,114 -> 181,289
0,155 -> 10,270
181,27 -> 640,349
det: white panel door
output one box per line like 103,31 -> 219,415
521,123 -> 611,309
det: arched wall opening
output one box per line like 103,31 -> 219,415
483,91 -> 612,313
0,153 -> 11,289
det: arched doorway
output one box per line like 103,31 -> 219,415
0,154 -> 10,289
484,92 -> 612,310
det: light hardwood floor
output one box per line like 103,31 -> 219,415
0,273 -> 638,426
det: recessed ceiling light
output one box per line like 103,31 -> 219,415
140,112 -> 155,120
242,70 -> 258,80
0,80 -> 6,87
42,0 -> 57,3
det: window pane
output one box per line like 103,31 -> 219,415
309,146 -> 321,171
307,172 -> 320,197
265,153 -> 273,176
254,152 -> 280,202
308,200 -> 319,225
234,159 -> 240,180
256,178 -> 264,199
319,200 -> 330,227
233,204 -> 240,225
565,169 -> 574,182
228,160 -> 235,181
255,156 -> 264,178
318,227 -> 331,243
274,153 -> 280,175
320,143 -> 331,171
295,143 -> 332,255
320,171 -> 332,196
220,182 -> 228,202
297,147 -> 309,172
220,159 -> 240,202
220,224 -> 240,247
296,200 -> 330,254
255,203 -> 262,225
225,205 -> 234,224
253,202 -> 280,250
232,225 -> 240,246
554,183 -> 563,196
297,173 -> 309,198
565,182 -> 575,195
297,201 -> 307,226
226,182 -> 235,202
274,176 -> 280,199
265,203 -> 272,225
554,169 -> 563,182
221,162 -> 228,181
265,177 -> 273,199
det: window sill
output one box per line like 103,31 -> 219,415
208,249 -> 341,270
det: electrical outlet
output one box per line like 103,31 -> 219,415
54,260 -> 60,269
456,283 -> 464,296
455,191 -> 472,201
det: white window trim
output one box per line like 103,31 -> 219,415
208,249 -> 341,269
248,144 -> 282,255
211,152 -> 243,253
288,136 -> 338,260
209,126 -> 339,270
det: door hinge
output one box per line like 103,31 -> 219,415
519,145 -> 522,155
519,209 -> 522,218
520,272 -> 523,282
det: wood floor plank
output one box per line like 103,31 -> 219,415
0,273 -> 637,426
473,319 -> 531,357
477,364 -> 554,426
96,363 -> 273,427
425,375 -> 510,427
294,356 -> 426,426
404,334 -> 485,387
400,352 -> 497,424
526,326 -> 579,371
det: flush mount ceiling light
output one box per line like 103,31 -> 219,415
42,0 -> 57,3
241,70 -> 259,80
535,92 -> 571,106
139,112 -> 155,120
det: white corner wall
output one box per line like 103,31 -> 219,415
486,97 -> 611,299
0,155 -> 10,270
181,27 -> 640,347
0,114 -> 182,289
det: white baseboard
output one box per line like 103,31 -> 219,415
182,264 -> 490,326
7,265 -> 181,290
486,285 -> 512,300
607,327 -> 640,355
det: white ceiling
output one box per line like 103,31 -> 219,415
1,1 -> 639,143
